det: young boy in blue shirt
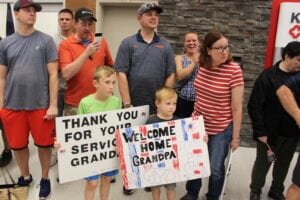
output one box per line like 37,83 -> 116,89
147,86 -> 178,200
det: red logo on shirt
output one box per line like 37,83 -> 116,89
154,45 -> 164,49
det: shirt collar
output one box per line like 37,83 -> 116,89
69,34 -> 91,46
136,29 -> 160,43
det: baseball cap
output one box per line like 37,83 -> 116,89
74,8 -> 97,22
137,3 -> 163,16
13,0 -> 42,12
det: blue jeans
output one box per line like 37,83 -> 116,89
185,123 -> 232,200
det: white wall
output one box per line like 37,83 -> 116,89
36,12 -> 59,36
0,3 -> 7,38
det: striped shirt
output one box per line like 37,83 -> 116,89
192,62 -> 244,135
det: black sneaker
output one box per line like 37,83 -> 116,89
250,191 -> 260,200
144,187 -> 151,192
17,174 -> 33,186
268,191 -> 285,200
39,178 -> 51,199
180,193 -> 198,200
0,149 -> 12,167
123,186 -> 135,195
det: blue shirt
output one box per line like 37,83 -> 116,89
114,30 -> 176,114
284,73 -> 300,105
175,55 -> 198,101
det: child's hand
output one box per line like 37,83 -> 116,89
54,143 -> 61,151
203,134 -> 209,143
116,146 -> 120,155
54,137 -> 61,151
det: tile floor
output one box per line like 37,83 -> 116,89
1,141 -> 298,200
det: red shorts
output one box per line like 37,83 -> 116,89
0,109 -> 55,150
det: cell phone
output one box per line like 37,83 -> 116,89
266,143 -> 277,163
94,33 -> 102,42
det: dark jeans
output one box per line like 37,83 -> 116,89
185,123 -> 232,200
250,136 -> 298,194
174,96 -> 194,118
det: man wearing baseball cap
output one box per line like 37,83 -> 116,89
0,0 -> 58,199
115,1 -> 175,115
114,2 -> 176,195
13,0 -> 42,12
58,8 -> 114,198
59,7 -> 113,113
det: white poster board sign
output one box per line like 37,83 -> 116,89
116,116 -> 211,189
273,2 -> 300,64
275,2 -> 300,47
55,105 -> 149,183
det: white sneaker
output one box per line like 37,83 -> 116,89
50,148 -> 57,167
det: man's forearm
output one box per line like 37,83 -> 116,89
277,85 -> 300,125
48,62 -> 59,108
0,66 -> 7,109
61,51 -> 90,81
117,72 -> 131,105
165,73 -> 175,88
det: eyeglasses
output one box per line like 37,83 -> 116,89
211,45 -> 231,53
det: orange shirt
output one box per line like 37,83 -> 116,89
58,35 -> 113,107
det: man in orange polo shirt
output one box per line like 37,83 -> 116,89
58,7 -> 113,115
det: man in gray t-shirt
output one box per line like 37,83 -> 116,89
0,37 -> 12,168
0,1 -> 58,199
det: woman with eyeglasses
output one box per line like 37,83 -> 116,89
180,30 -> 244,200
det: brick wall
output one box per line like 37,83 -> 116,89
158,0 -> 273,147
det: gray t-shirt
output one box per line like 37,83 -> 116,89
0,30 -> 58,110
114,31 -> 176,114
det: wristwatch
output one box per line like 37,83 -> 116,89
123,103 -> 132,108
232,138 -> 241,143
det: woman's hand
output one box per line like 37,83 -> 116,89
230,138 -> 240,151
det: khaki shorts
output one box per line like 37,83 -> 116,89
64,104 -> 78,116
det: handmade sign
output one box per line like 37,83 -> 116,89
116,116 -> 210,189
55,105 -> 149,183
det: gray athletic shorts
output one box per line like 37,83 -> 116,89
152,183 -> 176,190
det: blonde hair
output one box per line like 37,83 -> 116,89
155,86 -> 177,103
93,66 -> 115,81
